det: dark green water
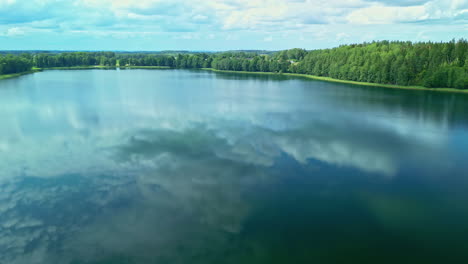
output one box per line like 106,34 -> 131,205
1,69 -> 468,264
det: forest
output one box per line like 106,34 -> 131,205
1,39 -> 467,89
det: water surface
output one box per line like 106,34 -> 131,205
1,69 -> 468,264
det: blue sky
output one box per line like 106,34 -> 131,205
0,0 -> 466,51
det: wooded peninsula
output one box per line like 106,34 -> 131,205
1,39 -> 467,90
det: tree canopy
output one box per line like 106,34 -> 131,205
1,39 -> 467,89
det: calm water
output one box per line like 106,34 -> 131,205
1,69 -> 468,264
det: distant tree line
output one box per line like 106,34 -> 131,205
0,55 -> 33,75
1,39 -> 467,89
292,40 -> 468,89
210,40 -> 467,89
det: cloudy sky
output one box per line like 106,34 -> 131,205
0,0 -> 466,51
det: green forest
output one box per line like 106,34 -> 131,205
1,39 -> 467,89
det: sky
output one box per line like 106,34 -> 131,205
0,0 -> 466,51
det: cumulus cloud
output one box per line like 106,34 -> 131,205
0,27 -> 25,36
347,5 -> 428,24
348,0 -> 468,24
263,35 -> 273,42
0,0 -> 465,38
0,0 -> 465,50
364,0 -> 429,6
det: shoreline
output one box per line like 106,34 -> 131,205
0,66 -> 171,78
1,67 -> 467,94
0,69 -> 43,80
39,65 -> 171,70
201,68 -> 468,94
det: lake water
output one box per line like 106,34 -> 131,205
1,69 -> 468,264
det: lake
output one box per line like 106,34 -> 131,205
1,69 -> 468,264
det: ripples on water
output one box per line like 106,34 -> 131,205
0,69 -> 468,263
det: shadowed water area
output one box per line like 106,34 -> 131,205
1,69 -> 468,264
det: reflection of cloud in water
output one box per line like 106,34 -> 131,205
0,94 -> 458,263
0,126 -> 270,263
0,119 -> 399,262
113,128 -> 264,233
65,138 -> 264,263
270,120 -> 402,176
275,136 -> 396,176
0,105 -> 453,181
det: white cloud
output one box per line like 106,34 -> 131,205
5,27 -> 25,36
263,35 -> 273,42
347,0 -> 468,24
192,14 -> 208,21
174,32 -> 201,40
0,0 -> 465,49
336,32 -> 350,40
347,4 -> 428,24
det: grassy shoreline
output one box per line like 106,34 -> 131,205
201,68 -> 468,94
0,66 -> 172,79
0,69 -> 43,80
2,67 -> 467,94
122,66 -> 171,69
38,65 -> 171,70
38,66 -> 116,70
